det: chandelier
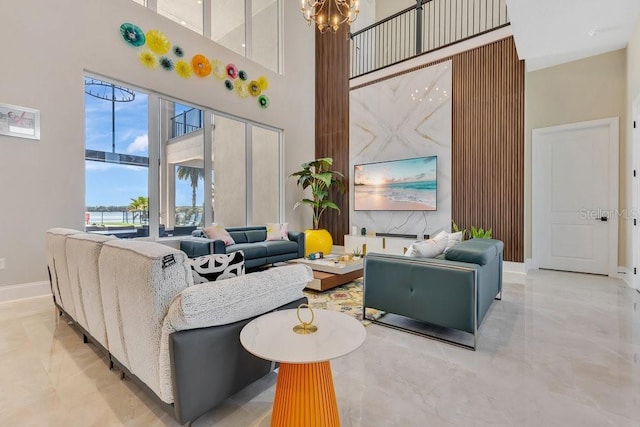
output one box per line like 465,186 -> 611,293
301,0 -> 360,34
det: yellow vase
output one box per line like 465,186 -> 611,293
304,229 -> 333,257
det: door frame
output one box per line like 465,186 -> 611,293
633,96 -> 640,290
532,117 -> 619,277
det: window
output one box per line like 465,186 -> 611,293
142,0 -> 281,73
211,0 -> 246,57
251,124 -> 280,224
157,0 -> 204,35
211,114 -> 247,226
84,77 -> 282,238
163,101 -> 205,231
84,77 -> 149,233
250,0 -> 280,73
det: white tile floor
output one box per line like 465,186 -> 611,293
1,269 -> 639,426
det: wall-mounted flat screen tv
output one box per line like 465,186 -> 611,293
354,156 -> 437,211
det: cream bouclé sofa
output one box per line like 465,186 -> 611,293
46,228 -> 312,424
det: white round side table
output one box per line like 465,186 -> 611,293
240,307 -> 366,427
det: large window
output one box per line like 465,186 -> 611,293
141,0 -> 281,73
85,76 -> 283,238
251,0 -> 280,73
84,77 -> 149,234
212,115 -> 246,226
157,0 -> 204,35
251,125 -> 280,224
163,101 -> 205,232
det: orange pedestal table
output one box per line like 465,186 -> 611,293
240,308 -> 366,427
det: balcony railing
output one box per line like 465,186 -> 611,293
350,0 -> 509,78
170,108 -> 204,138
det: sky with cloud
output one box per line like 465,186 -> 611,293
84,85 -> 201,208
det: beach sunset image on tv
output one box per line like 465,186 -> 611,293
354,156 -> 437,211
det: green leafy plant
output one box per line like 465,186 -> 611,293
290,157 -> 345,230
470,226 -> 492,239
128,196 -> 149,224
451,220 -> 469,240
351,248 -> 362,257
452,220 -> 492,240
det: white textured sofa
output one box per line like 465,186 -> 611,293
45,228 -> 311,424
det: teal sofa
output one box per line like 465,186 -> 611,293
363,238 -> 503,350
180,226 -> 305,269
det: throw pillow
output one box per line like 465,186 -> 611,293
203,223 -> 236,246
444,231 -> 463,253
189,251 -> 245,284
266,223 -> 290,241
405,231 -> 448,258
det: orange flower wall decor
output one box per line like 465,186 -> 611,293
191,54 -> 212,77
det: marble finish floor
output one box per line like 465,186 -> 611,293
1,269 -> 639,426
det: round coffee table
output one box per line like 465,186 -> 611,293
240,308 -> 366,427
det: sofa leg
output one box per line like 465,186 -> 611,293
108,355 -> 114,370
83,334 -> 89,344
121,372 -> 126,380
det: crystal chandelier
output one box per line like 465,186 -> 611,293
301,0 -> 360,34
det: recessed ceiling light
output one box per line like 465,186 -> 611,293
241,43 -> 246,47
180,21 -> 187,25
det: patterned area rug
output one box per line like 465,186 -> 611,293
304,278 -> 385,326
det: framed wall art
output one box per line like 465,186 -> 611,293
0,103 -> 40,140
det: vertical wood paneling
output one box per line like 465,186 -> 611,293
316,25 -> 351,245
452,37 -> 524,262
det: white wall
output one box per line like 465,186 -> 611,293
0,0 -> 314,288
626,16 -> 640,275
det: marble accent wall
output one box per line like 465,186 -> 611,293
349,61 -> 452,238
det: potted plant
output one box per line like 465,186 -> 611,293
290,157 -> 345,256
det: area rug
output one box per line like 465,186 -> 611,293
303,278 -> 385,326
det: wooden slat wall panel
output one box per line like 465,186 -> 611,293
452,37 -> 524,262
315,26 -> 351,245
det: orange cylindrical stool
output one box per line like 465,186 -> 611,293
271,361 -> 339,427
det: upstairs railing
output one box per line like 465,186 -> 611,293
170,108 -> 204,138
350,0 -> 509,78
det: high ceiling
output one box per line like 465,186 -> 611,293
507,0 -> 640,71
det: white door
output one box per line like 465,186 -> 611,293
533,118 -> 619,276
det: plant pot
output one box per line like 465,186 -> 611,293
304,229 -> 333,257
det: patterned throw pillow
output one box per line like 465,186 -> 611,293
203,223 -> 236,246
266,223 -> 289,241
189,251 -> 245,283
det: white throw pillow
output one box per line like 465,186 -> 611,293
266,223 -> 289,241
444,231 -> 463,253
405,231 -> 448,258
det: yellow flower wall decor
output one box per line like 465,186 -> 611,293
234,79 -> 250,98
138,50 -> 157,68
257,76 -> 269,91
248,80 -> 261,96
120,22 -> 271,109
146,29 -> 170,55
175,60 -> 192,79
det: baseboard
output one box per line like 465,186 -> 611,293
503,261 -> 526,285
0,281 -> 51,303
618,266 -> 633,287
